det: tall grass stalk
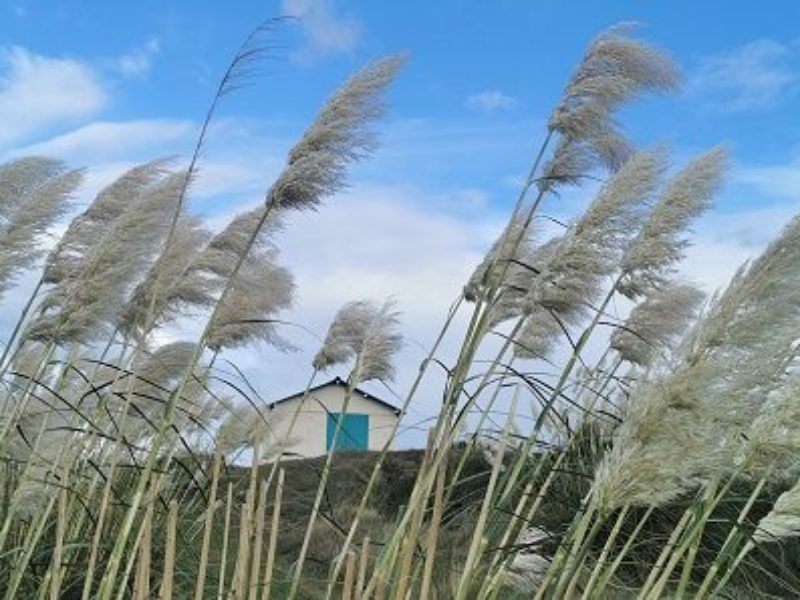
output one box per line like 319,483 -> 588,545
194,448 -> 223,600
218,483 -> 234,600
261,468 -> 284,600
324,296 -> 463,596
456,387 -> 518,598
48,479 -> 68,600
356,536 -> 371,600
593,506 -> 656,596
694,475 -> 769,598
419,463 -> 445,600
160,500 -> 178,600
342,551 -> 357,600
477,481 -> 535,597
579,504 -> 630,599
289,375 -> 359,597
248,480 -> 269,599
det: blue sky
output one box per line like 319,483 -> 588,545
3,1 -> 800,443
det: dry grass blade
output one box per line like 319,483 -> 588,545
160,500 -> 178,600
262,468 -> 285,600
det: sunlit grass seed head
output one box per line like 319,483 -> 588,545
313,298 -> 402,383
44,159 -> 172,286
0,165 -> 83,296
268,55 -> 405,211
610,281 -> 705,367
620,147 -> 727,298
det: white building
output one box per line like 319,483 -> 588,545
266,377 -> 401,458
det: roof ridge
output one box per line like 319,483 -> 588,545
268,376 -> 401,415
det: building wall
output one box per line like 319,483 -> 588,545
265,384 -> 398,458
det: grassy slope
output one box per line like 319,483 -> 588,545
210,448 -> 490,599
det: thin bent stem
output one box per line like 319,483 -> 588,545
289,373 -> 359,599
0,275 -> 44,373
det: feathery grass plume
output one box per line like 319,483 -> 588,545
610,282 -> 705,366
688,214 -> 800,399
464,215 -> 535,303
516,149 -> 664,359
266,55 -> 405,211
539,24 -> 679,192
619,147 -> 726,298
538,131 -> 633,193
126,341 -> 201,416
593,214 -> 800,510
118,215 -> 213,340
206,251 -> 295,352
0,342 -> 53,415
591,368 -> 727,511
43,159 -> 172,285
215,404 -> 284,459
184,204 -> 295,352
96,341 -> 220,444
203,204 -> 283,262
742,377 -> 800,481
550,23 -> 680,143
753,479 -> 800,543
190,205 -> 284,291
27,170 -> 187,345
0,167 -> 83,295
135,342 -> 199,390
513,305 -> 564,359
514,305 -> 566,359
0,156 -> 64,218
356,300 -> 403,383
6,341 -> 52,384
486,236 -> 562,329
312,300 -> 379,370
313,298 -> 402,383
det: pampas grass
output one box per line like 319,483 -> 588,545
2,20 -> 800,600
269,55 -> 406,211
119,215 -> 212,340
610,282 -> 705,367
0,163 -> 82,296
313,299 -> 403,381
619,147 -> 726,298
28,170 -> 187,345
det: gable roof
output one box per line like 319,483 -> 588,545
268,376 -> 401,415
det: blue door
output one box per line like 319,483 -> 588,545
326,413 -> 369,451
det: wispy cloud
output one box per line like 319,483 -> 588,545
735,157 -> 800,199
115,37 -> 160,78
0,46 -> 107,146
12,119 -> 194,161
466,90 -> 516,113
281,0 -> 359,62
690,39 -> 800,113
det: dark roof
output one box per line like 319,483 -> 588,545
268,376 -> 401,415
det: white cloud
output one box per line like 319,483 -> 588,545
6,117 -> 292,215
281,0 -> 359,62
13,119 -> 194,161
466,90 -> 517,113
735,157 -> 800,199
115,38 -> 160,78
0,46 -> 107,146
194,157 -> 281,201
278,184 -> 486,318
690,39 -> 799,113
